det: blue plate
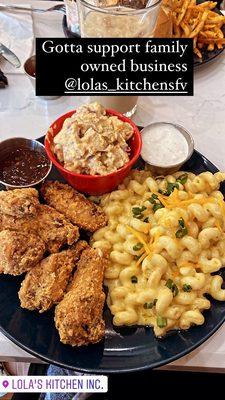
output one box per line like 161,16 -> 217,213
0,135 -> 224,373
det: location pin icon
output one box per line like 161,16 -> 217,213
2,380 -> 9,388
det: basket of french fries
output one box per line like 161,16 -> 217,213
171,0 -> 225,61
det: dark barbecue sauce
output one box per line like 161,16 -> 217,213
0,147 -> 50,185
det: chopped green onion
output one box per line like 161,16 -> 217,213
165,279 -> 179,297
148,194 -> 158,204
144,302 -> 153,309
132,207 -> 142,215
183,284 -> 192,292
143,299 -> 157,309
173,285 -> 179,297
148,194 -> 164,213
134,255 -> 141,260
178,218 -> 185,228
133,243 -> 143,251
132,206 -> 146,219
164,182 -> 179,196
176,173 -> 188,185
165,279 -> 173,290
175,227 -> 188,238
158,175 -> 188,197
131,276 -> 138,284
157,316 -> 167,328
160,182 -> 179,196
153,203 -> 164,213
175,218 -> 188,238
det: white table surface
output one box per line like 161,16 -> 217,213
0,0 -> 225,372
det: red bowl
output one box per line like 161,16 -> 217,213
45,108 -> 142,195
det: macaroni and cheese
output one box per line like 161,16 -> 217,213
91,169 -> 225,336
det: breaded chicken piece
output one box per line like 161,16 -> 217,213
19,241 -> 88,313
0,213 -> 38,234
0,188 -> 39,218
0,204 -> 79,253
54,247 -> 107,346
37,205 -> 79,253
41,181 -> 107,232
0,229 -> 45,275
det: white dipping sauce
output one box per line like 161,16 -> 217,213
141,123 -> 189,167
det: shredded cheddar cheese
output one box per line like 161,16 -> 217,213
136,252 -> 147,267
126,225 -> 151,254
153,191 -> 216,209
126,226 -> 162,268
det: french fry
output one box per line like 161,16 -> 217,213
171,0 -> 225,58
203,24 -> 218,29
184,0 -> 196,21
198,38 -> 225,43
173,23 -> 182,37
197,1 -> 217,10
193,36 -> 197,48
180,21 -> 191,36
207,43 -> 215,50
200,30 -> 217,37
176,0 -> 191,25
207,16 -> 225,24
217,42 -> 223,49
194,46 -> 202,58
189,10 -> 209,38
217,29 -> 224,38
191,12 -> 203,31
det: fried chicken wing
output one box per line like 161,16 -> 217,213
0,213 -> 38,234
54,247 -> 107,346
0,204 -> 79,253
0,188 -> 39,218
41,181 -> 107,232
0,229 -> 45,275
37,205 -> 79,253
19,241 -> 88,313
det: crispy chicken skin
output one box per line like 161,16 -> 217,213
55,247 -> 107,346
0,204 -> 79,253
0,188 -> 39,218
37,205 -> 79,253
0,213 -> 38,234
0,230 -> 45,275
41,181 -> 107,232
19,241 -> 88,313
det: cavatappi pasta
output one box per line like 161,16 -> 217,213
91,170 -> 225,336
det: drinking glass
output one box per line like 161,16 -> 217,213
68,0 -> 163,116
77,0 -> 162,38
